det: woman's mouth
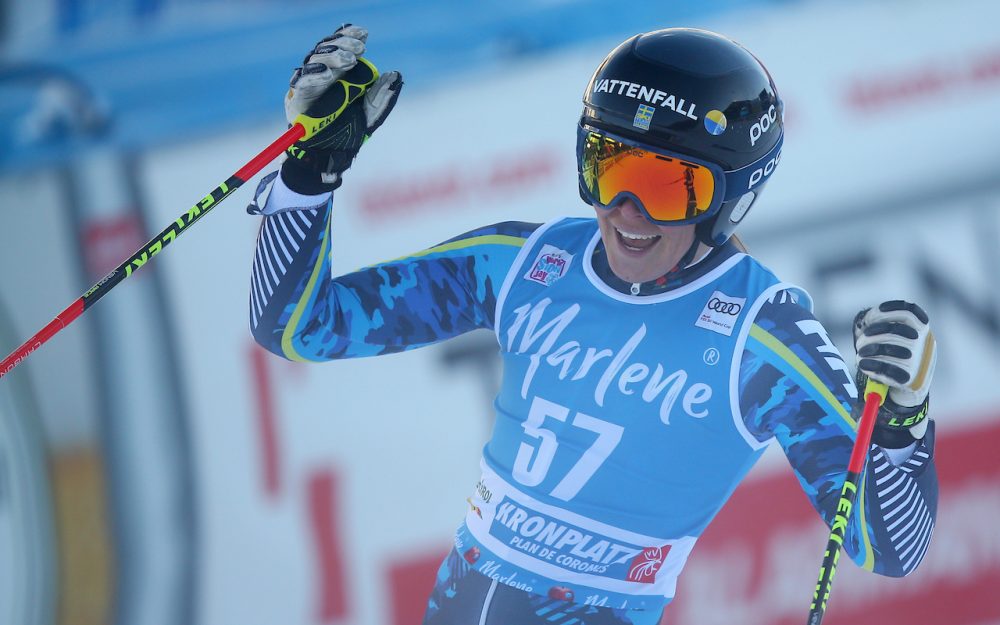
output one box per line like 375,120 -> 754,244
615,227 -> 661,252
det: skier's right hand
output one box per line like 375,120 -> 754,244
279,25 -> 403,196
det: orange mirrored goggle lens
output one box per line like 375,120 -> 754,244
581,131 -> 718,222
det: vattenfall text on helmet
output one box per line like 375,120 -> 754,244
593,79 -> 698,120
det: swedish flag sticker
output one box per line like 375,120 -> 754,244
633,104 -> 655,130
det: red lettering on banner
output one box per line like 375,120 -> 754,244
363,175 -> 463,217
309,469 -> 350,622
667,416 -> 1000,625
971,53 -> 1000,82
846,49 -> 1000,113
358,148 -> 560,221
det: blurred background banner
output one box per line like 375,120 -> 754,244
1,1 -> 998,625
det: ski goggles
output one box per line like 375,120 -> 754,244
577,124 -> 783,225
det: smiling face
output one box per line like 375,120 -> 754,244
594,198 -> 697,284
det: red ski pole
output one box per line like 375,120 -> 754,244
0,56 -> 380,380
0,123 -> 304,379
805,378 -> 888,624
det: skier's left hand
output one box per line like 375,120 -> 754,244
854,300 -> 937,443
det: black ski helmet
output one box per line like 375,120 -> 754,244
578,28 -> 783,246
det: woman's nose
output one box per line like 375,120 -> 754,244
617,197 -> 646,220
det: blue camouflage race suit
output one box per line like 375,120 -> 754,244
248,188 -> 937,625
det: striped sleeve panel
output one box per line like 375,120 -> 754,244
868,441 -> 935,575
250,208 -> 319,332
741,298 -> 939,578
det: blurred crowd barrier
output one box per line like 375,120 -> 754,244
1,1 -> 998,625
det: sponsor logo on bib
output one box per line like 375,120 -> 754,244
695,290 -> 746,336
525,245 -> 573,287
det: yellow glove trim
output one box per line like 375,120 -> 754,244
292,57 -> 380,142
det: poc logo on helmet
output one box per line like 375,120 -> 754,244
748,149 -> 781,190
749,104 -> 777,147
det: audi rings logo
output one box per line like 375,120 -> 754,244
707,297 -> 742,315
696,291 -> 746,336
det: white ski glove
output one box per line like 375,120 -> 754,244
854,300 -> 937,443
281,24 -> 403,195
248,24 -> 402,215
